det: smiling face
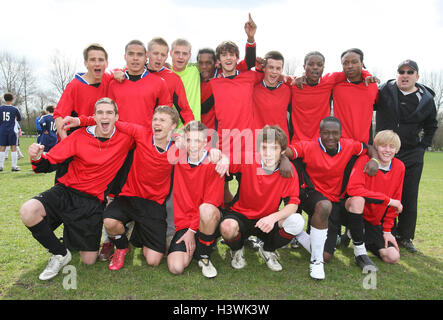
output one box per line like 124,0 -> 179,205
319,120 -> 341,152
219,50 -> 239,76
152,111 -> 177,141
94,102 -> 118,138
376,143 -> 397,166
125,44 -> 147,75
263,58 -> 283,87
84,50 -> 108,83
304,55 -> 324,84
186,129 -> 207,162
147,43 -> 168,71
396,65 -> 419,93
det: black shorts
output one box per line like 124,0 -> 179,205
104,196 -> 167,254
34,184 -> 104,252
299,188 -> 329,217
324,201 -> 347,255
221,209 -> 285,251
363,219 -> 395,258
167,228 -> 199,256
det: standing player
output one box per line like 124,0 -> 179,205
220,125 -> 304,272
145,37 -> 195,127
39,105 -> 57,152
285,117 -> 377,279
252,51 -> 291,139
36,110 -> 46,143
170,38 -> 201,122
20,98 -> 134,280
332,48 -> 378,144
54,43 -> 112,140
0,92 -> 22,172
346,130 -> 404,265
167,121 -> 225,278
108,40 -> 175,133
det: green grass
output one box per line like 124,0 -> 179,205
1,137 -> 442,300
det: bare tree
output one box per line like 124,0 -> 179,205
19,57 -> 37,130
420,70 -> 443,112
0,52 -> 25,106
49,49 -> 76,99
284,57 -> 301,76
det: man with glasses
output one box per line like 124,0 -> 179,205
375,60 -> 437,253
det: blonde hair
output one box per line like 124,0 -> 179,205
374,130 -> 401,153
154,105 -> 179,126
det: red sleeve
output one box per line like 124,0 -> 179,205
78,115 -> 95,126
53,82 -> 75,119
114,121 -> 146,142
382,162 -> 405,232
157,78 -> 173,106
346,156 -> 390,205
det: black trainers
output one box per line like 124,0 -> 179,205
355,254 -> 378,271
11,167 -> 21,172
399,238 -> 418,253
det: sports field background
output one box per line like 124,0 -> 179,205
0,137 -> 442,300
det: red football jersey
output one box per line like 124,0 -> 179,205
230,153 -> 300,220
209,70 -> 263,157
332,81 -> 378,144
113,121 -> 175,204
289,138 -> 365,202
200,79 -> 216,130
290,72 -> 347,142
346,154 -> 405,232
153,67 -> 195,125
172,152 -> 224,232
107,71 -> 172,134
31,127 -> 134,201
253,81 -> 291,139
53,72 -> 113,119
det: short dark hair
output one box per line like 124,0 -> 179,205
320,116 -> 342,131
197,48 -> 216,63
3,92 -> 14,102
125,40 -> 146,53
264,51 -> 284,67
215,41 -> 239,59
83,43 -> 108,61
341,48 -> 364,63
45,105 -> 55,113
304,51 -> 325,65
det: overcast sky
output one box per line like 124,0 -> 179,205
1,0 -> 442,88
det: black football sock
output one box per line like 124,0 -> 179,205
347,211 -> 365,246
27,220 -> 67,256
111,234 -> 129,250
196,231 -> 216,259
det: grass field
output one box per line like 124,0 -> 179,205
0,137 -> 442,302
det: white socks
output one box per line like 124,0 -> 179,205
310,226 -> 327,262
11,151 -> 18,168
354,244 -> 367,257
0,151 -> 5,168
295,231 -> 311,253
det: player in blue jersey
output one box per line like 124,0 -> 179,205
0,93 -> 22,171
39,105 -> 58,152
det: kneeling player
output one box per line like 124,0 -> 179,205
167,121 -> 225,278
220,125 -> 304,272
345,130 -> 404,264
20,98 -> 133,280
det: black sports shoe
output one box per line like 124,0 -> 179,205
398,238 -> 418,253
11,167 -> 21,171
355,254 -> 378,271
